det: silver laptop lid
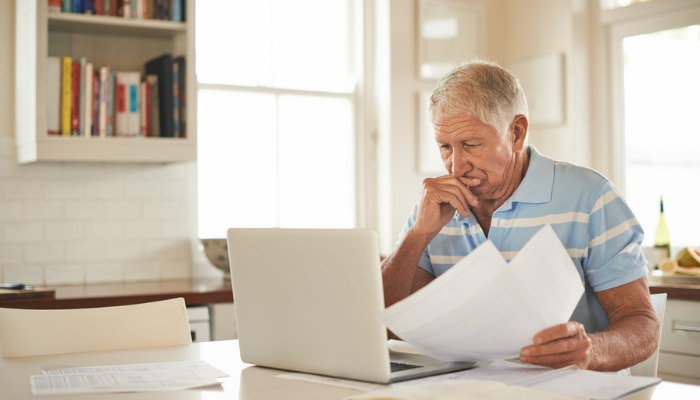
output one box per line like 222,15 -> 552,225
227,228 -> 391,383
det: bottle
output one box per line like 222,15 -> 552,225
654,197 -> 671,259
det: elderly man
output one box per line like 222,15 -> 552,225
381,60 -> 659,371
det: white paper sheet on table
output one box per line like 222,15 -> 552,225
31,360 -> 229,396
377,224 -> 585,362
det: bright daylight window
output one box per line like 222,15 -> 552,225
623,25 -> 700,248
196,0 -> 358,238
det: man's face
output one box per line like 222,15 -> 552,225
434,114 -> 519,200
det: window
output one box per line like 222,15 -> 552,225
196,0 -> 358,238
612,9 -> 700,249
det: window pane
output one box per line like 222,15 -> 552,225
278,95 -> 355,228
271,0 -> 352,92
600,0 -> 654,10
196,0 -> 272,86
197,90 -> 277,238
623,25 -> 700,248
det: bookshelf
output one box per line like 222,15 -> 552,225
14,0 -> 197,164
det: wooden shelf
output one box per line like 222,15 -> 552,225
17,136 -> 196,163
15,0 -> 197,164
48,12 -> 186,37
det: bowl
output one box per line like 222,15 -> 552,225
200,238 -> 230,280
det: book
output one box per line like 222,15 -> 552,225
144,53 -> 174,137
95,0 -> 103,15
92,71 -> 100,136
83,0 -> 93,14
46,57 -> 61,135
154,0 -> 168,20
83,63 -> 93,138
123,0 -> 131,18
114,72 -> 128,136
140,81 -> 149,136
146,74 -> 160,137
71,60 -> 80,135
61,56 -> 72,136
79,57 -> 86,136
172,59 -> 179,137
99,66 -> 109,137
107,71 -> 115,136
48,0 -> 63,13
171,0 -> 182,22
127,72 -> 140,135
173,55 -> 185,138
62,0 -> 73,13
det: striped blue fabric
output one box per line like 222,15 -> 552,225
396,145 -> 648,333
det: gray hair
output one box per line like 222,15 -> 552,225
428,59 -> 529,135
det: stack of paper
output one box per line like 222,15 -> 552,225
377,225 -> 585,361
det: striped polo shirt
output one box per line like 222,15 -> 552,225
396,145 -> 648,334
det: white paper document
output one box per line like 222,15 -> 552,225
377,225 -> 585,361
31,360 -> 229,396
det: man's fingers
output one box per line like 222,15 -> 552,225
533,322 -> 586,345
521,334 -> 591,357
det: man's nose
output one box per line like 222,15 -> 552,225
451,149 -> 472,177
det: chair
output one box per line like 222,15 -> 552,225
629,293 -> 667,377
0,298 -> 192,358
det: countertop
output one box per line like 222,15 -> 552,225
0,277 -> 697,310
0,278 -> 233,309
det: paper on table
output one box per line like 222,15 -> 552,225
377,225 -> 584,362
345,379 -> 574,400
31,361 -> 229,396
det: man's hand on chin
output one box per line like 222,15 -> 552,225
519,321 -> 594,369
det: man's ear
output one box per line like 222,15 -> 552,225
511,115 -> 529,151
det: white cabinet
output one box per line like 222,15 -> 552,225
14,0 -> 196,164
658,299 -> 700,385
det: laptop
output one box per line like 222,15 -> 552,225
226,228 -> 477,383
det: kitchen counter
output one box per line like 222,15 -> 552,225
649,279 -> 700,302
0,279 -> 233,309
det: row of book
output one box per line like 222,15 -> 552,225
47,53 -> 186,139
48,0 -> 185,21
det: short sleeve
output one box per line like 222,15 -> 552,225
584,183 -> 649,292
395,204 -> 435,276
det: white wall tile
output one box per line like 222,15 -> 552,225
63,163 -> 106,177
124,261 -> 159,282
142,239 -> 187,260
3,265 -> 44,286
65,201 -> 104,219
45,263 -> 85,285
162,221 -> 189,238
3,222 -> 43,242
0,157 -> 22,177
144,200 -> 185,219
106,242 -> 142,260
105,200 -> 141,219
21,162 -> 64,178
85,221 -> 124,241
160,260 -> 190,280
86,262 -> 124,284
162,180 -> 187,198
144,163 -> 186,179
66,242 -> 105,261
0,200 -> 22,221
3,180 -> 42,199
46,222 -> 85,241
45,180 -> 85,199
103,163 -> 144,177
24,200 -> 65,220
0,244 -> 23,263
124,220 -> 161,240
25,243 -> 65,263
0,136 -> 15,158
125,180 -> 163,199
85,178 -> 125,199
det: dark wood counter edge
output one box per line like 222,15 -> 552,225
649,282 -> 700,302
0,279 -> 233,310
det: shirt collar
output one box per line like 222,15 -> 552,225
510,144 -> 554,205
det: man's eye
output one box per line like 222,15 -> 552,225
439,144 -> 450,150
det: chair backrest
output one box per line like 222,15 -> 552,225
0,298 -> 192,358
629,293 -> 667,377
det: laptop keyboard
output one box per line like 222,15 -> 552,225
390,362 -> 422,373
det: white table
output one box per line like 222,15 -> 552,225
1,340 -> 699,400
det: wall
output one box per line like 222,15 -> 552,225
0,0 -> 216,285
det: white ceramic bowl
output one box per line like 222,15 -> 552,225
200,238 -> 230,280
